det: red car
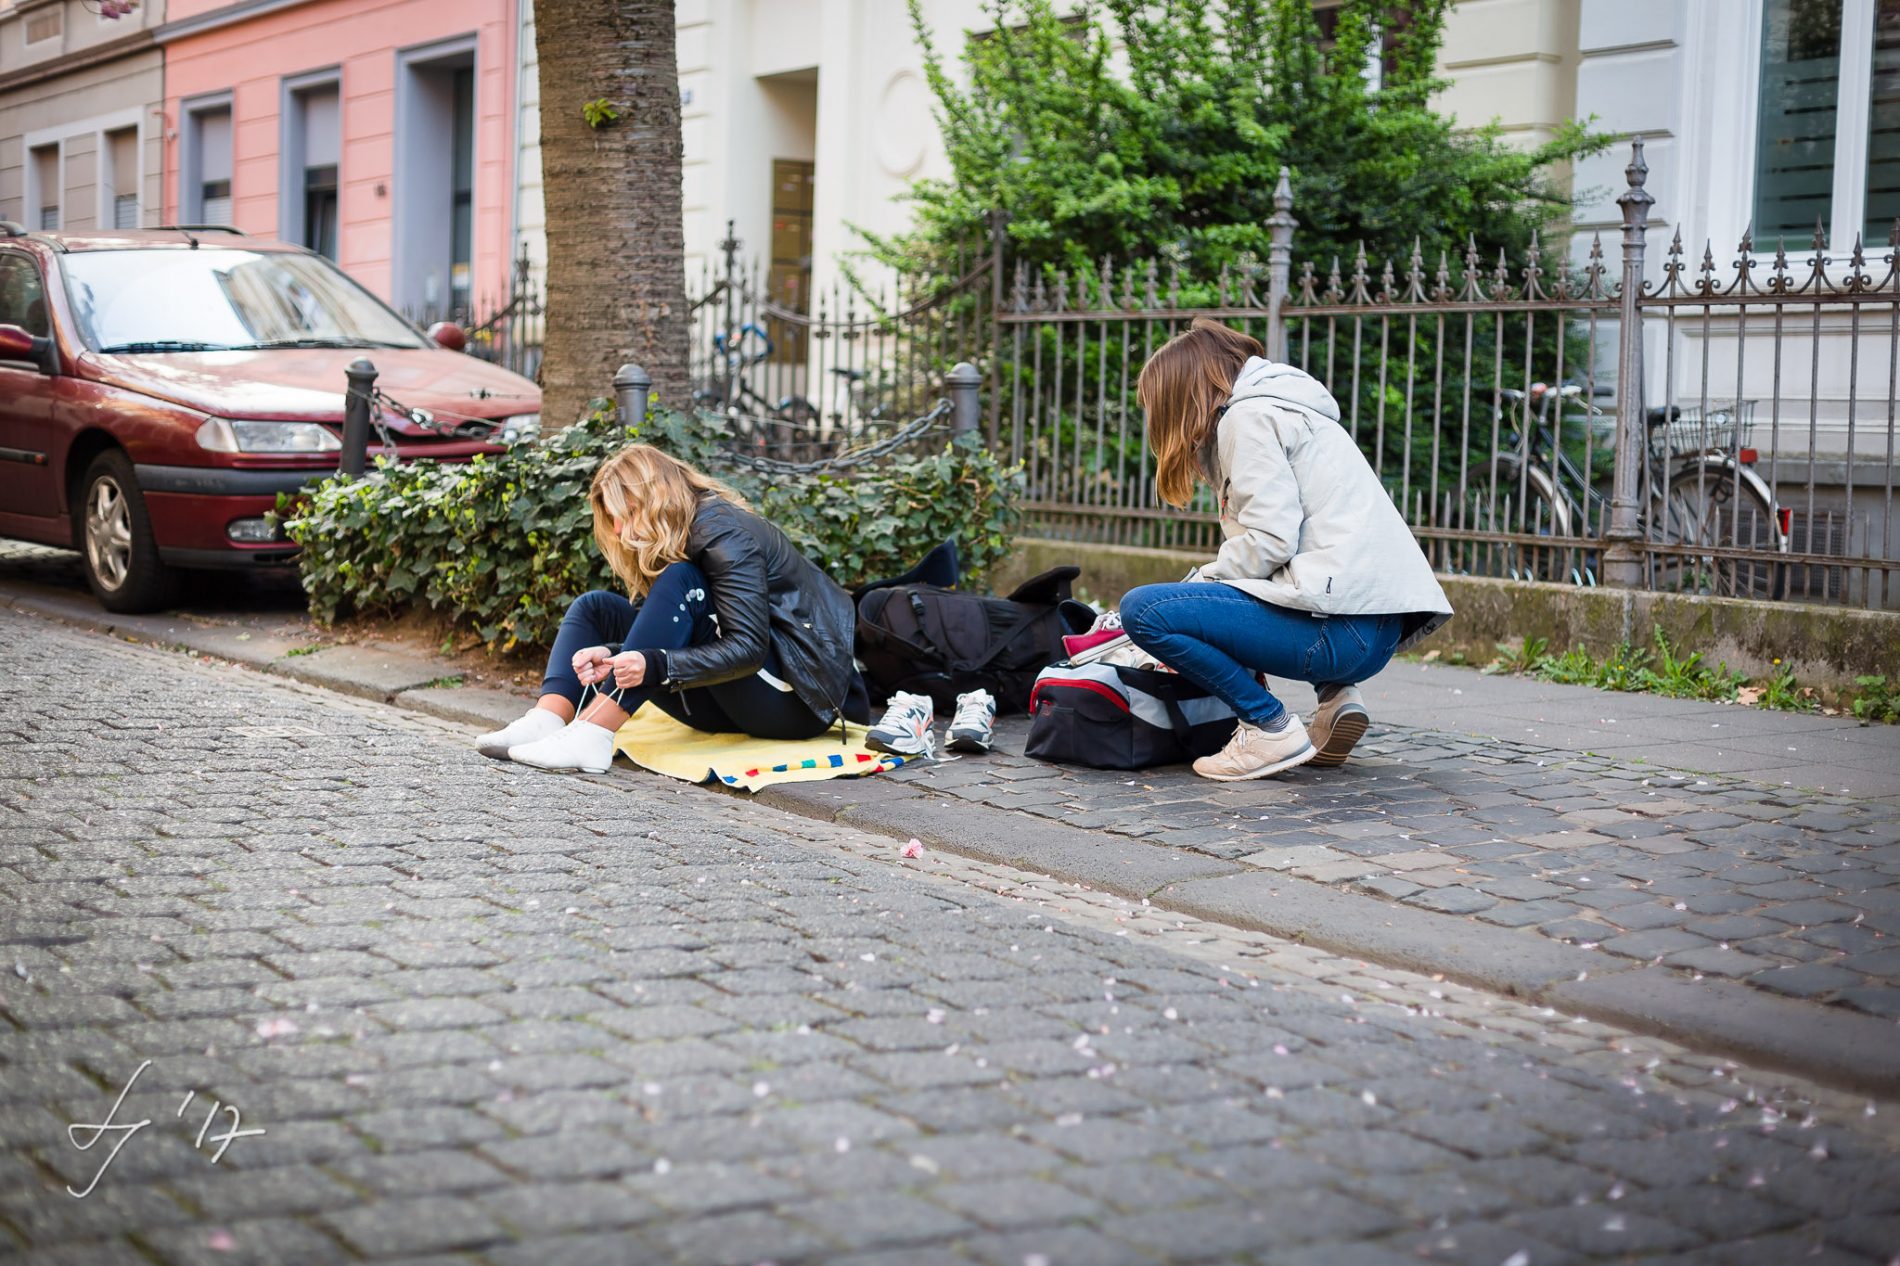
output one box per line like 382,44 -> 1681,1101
0,224 -> 540,612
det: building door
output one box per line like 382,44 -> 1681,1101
767,159 -> 814,365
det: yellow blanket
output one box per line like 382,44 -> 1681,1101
612,704 -> 912,792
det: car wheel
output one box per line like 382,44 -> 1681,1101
75,449 -> 175,613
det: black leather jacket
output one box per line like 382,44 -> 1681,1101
655,497 -> 860,727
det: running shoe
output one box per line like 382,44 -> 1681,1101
865,690 -> 936,757
946,689 -> 997,754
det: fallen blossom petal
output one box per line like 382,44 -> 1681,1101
901,838 -> 924,859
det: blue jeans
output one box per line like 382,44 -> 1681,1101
541,562 -> 865,741
1121,583 -> 1402,729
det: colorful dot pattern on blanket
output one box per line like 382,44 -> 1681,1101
611,704 -> 908,792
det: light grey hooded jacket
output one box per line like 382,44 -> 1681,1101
1188,356 -> 1453,653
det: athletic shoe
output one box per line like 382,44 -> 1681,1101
1063,610 -> 1130,665
946,689 -> 997,753
1192,716 -> 1316,781
476,707 -> 564,759
508,719 -> 618,774
866,691 -> 936,757
1308,685 -> 1370,768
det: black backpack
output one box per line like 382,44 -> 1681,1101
1024,661 -> 1239,769
855,566 -> 1092,714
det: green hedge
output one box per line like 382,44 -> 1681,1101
279,406 -> 1022,653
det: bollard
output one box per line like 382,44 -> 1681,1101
339,358 -> 377,478
946,361 -> 982,436
614,363 -> 652,427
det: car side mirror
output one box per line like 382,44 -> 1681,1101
427,321 -> 468,352
0,323 -> 53,374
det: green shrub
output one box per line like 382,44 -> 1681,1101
280,407 -> 1022,653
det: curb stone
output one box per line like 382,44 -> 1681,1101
6,577 -> 1898,1101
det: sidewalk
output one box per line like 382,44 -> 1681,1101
3,554 -> 1897,1100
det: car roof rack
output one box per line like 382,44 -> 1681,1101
156,224 -> 247,235
0,221 -> 26,237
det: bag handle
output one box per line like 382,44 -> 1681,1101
1158,692 -> 1197,742
1005,565 -> 1080,606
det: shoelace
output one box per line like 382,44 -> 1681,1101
1091,611 -> 1123,634
952,695 -> 993,730
874,697 -> 936,757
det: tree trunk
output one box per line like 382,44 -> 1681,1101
535,0 -> 689,426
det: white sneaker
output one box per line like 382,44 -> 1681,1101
1192,716 -> 1316,781
946,689 -> 997,754
476,707 -> 564,759
865,691 -> 936,757
508,719 -> 618,774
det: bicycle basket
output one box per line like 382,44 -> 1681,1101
1659,401 -> 1756,454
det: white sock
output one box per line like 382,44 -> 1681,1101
476,707 -> 565,758
508,718 -> 618,774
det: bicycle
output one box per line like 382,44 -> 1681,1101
691,322 -> 822,459
1481,382 -> 1789,599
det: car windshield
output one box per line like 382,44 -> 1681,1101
60,248 -> 429,353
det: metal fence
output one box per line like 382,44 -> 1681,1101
403,245 -> 545,382
686,222 -> 997,462
995,142 -> 1900,610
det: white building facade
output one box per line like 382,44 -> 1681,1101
509,0 -> 1584,314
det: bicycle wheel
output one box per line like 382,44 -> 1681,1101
1477,456 -> 1581,583
1654,460 -> 1788,600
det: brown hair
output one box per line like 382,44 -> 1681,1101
589,444 -> 749,596
1136,317 -> 1264,507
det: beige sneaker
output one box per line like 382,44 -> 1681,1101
1192,716 -> 1316,781
1308,685 -> 1370,768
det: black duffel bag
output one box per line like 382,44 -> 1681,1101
855,566 -> 1092,714
1024,661 -> 1239,769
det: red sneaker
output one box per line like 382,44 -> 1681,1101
1062,612 -> 1129,664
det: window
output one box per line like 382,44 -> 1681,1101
0,254 -> 50,338
104,126 -> 139,230
1753,0 -> 1900,246
24,7 -> 61,44
59,248 -> 426,352
184,101 -> 234,225
767,159 -> 813,366
283,78 -> 340,258
29,145 -> 59,231
1311,0 -> 1408,89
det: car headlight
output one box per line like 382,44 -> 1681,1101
197,418 -> 343,454
499,412 -> 541,444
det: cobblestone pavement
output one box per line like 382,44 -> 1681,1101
3,606 -> 1900,1266
888,714 -> 1900,1020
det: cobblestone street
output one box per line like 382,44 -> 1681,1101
4,608 -> 1900,1264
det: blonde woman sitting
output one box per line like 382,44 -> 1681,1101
477,445 -> 871,773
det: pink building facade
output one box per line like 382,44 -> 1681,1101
158,0 -> 519,319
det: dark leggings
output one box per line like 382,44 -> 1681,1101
541,562 -> 860,742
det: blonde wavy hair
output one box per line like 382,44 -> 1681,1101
590,445 -> 749,595
1137,317 -> 1264,508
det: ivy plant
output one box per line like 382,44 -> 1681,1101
279,408 -> 1022,654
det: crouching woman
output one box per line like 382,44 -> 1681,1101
477,444 -> 870,773
1122,318 -> 1452,781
